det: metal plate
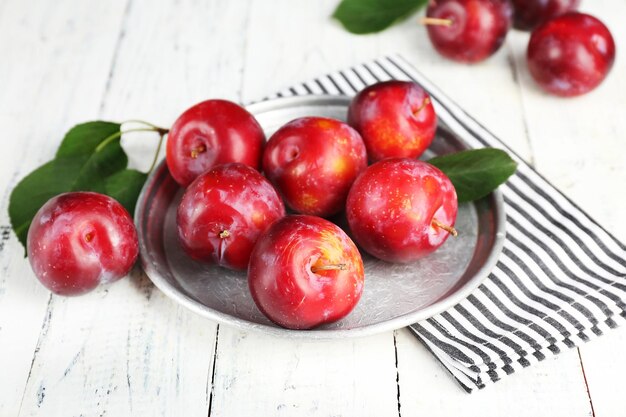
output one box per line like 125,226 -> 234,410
135,95 -> 505,339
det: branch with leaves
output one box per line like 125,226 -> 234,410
9,121 -> 168,252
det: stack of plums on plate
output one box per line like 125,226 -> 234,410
422,0 -> 615,96
168,81 -> 458,329
23,81 -> 460,329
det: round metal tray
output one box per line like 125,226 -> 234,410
135,95 -> 505,338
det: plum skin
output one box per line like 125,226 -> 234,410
27,192 -> 139,296
262,117 -> 367,217
177,163 -> 286,270
348,81 -> 437,162
346,159 -> 458,263
425,0 -> 513,63
527,12 -> 615,97
166,99 -> 265,187
248,215 -> 364,330
511,0 -> 580,31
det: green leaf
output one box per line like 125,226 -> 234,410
104,169 -> 147,216
8,121 -> 153,255
9,160 -> 82,250
428,148 -> 517,203
70,139 -> 128,193
332,0 -> 427,34
56,121 -> 121,158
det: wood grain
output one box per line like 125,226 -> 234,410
507,1 -> 626,416
0,1 -> 130,414
209,328 -> 399,416
395,328 -> 594,417
1,0 -> 624,416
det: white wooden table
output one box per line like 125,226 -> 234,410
1,0 -> 624,415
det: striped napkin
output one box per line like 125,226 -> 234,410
265,55 -> 626,392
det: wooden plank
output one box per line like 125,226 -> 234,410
4,0 -> 620,415
0,1 -> 130,415
395,328 -> 593,417
505,0 -> 626,414
17,277 -> 217,417
578,329 -> 626,417
395,4 -> 613,411
15,0 -> 253,415
99,0 -> 253,122
212,1 -> 551,416
398,1 -> 625,412
100,0 -> 254,172
517,1 -> 626,415
211,2 -> 407,415
210,328 -> 399,417
240,0 -> 532,161
394,24 -> 597,414
507,0 -> 626,240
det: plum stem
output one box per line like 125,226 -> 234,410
148,129 -> 167,174
413,97 -> 431,116
95,128 -> 156,153
96,121 -> 169,175
190,144 -> 207,159
123,119 -> 169,135
432,218 -> 458,237
420,17 -> 453,27
219,230 -> 230,239
311,263 -> 347,273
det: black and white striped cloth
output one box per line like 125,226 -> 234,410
264,55 -> 626,392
